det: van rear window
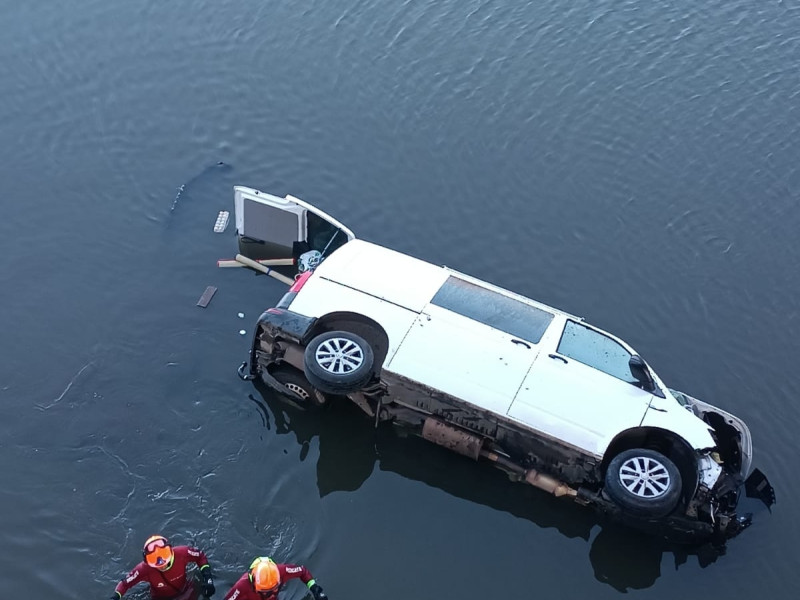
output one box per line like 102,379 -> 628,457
431,276 -> 554,343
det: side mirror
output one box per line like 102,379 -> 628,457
629,355 -> 664,397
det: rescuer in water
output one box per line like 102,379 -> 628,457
222,556 -> 328,600
109,534 -> 215,600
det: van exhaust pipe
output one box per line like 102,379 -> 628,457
421,418 -> 577,499
480,449 -> 577,498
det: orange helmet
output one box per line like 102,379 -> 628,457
249,557 -> 280,595
143,535 -> 174,571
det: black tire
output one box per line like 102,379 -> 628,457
271,366 -> 328,407
604,448 -> 682,519
303,330 -> 375,395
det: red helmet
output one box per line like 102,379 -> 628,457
143,535 -> 174,571
249,557 -> 280,595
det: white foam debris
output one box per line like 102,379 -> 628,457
214,211 -> 230,233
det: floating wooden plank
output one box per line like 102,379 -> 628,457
235,254 -> 294,285
196,285 -> 218,308
217,257 -> 295,268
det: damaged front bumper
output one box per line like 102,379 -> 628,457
668,389 -> 775,540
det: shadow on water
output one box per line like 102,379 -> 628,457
247,381 -> 735,592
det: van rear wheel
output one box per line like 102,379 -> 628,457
303,330 -> 374,395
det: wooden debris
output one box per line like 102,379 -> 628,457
235,254 -> 294,285
196,286 -> 218,308
217,257 -> 294,268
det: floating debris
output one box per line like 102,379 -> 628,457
196,286 -> 218,308
217,257 -> 294,268
214,211 -> 230,233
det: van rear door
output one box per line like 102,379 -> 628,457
233,186 -> 355,275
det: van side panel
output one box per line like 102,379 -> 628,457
288,276 -> 419,364
386,304 -> 540,416
312,240 -> 450,312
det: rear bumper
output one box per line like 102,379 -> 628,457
240,308 -> 316,379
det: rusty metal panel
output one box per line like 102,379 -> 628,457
421,418 -> 482,460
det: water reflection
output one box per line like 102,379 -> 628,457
588,524 -> 724,592
249,380 -> 727,592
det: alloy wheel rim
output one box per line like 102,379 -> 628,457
315,337 -> 364,374
619,456 -> 671,498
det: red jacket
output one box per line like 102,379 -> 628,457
223,564 -> 314,600
115,546 -> 210,599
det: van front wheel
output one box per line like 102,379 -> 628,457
303,330 -> 375,395
604,448 -> 682,518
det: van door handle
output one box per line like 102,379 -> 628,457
548,353 -> 568,364
511,339 -> 531,349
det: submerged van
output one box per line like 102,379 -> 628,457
234,186 -> 774,543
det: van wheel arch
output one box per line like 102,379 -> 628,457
604,448 -> 683,518
603,427 -> 699,507
303,330 -> 375,394
306,312 -> 389,370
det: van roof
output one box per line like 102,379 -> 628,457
313,239 -> 450,312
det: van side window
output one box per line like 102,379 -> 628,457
557,320 -> 636,383
431,276 -> 554,343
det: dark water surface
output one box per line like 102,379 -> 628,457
1,0 -> 798,597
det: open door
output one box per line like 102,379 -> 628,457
233,186 -> 355,275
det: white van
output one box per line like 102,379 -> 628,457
234,186 -> 774,543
